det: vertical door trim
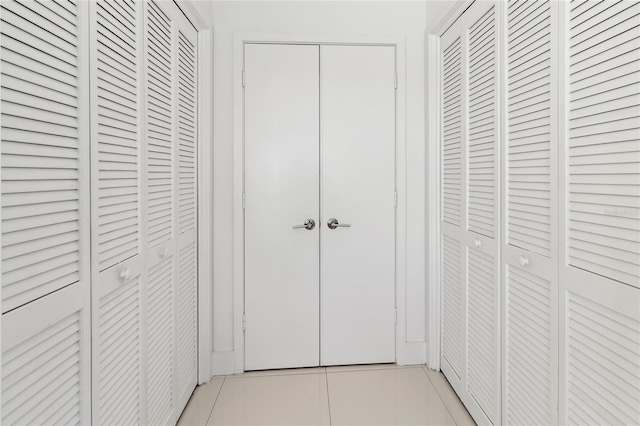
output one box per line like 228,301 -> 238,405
232,33 -> 408,374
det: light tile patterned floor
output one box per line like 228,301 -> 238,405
178,364 -> 475,425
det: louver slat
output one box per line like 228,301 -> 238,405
147,0 -> 174,248
507,0 -> 552,258
442,38 -> 462,226
568,1 -> 640,288
1,0 -> 82,313
95,0 -> 140,272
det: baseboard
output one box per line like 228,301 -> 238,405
212,350 -> 235,376
398,341 -> 427,365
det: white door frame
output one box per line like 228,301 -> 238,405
233,32 -> 408,373
176,0 -> 214,384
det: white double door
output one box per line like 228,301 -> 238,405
244,43 -> 396,370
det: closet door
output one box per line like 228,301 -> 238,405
145,1 -> 177,424
440,3 -> 501,424
559,1 -> 640,424
90,1 -> 146,424
502,1 -> 558,424
174,6 -> 198,415
1,0 -> 91,424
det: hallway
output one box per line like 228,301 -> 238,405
178,364 -> 474,425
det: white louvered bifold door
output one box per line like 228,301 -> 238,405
502,1 -> 559,424
440,17 -> 466,398
558,1 -> 640,424
1,0 -> 92,424
144,1 -> 176,424
440,3 -> 501,425
89,1 -> 146,424
174,8 -> 199,415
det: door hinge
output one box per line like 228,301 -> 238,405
242,70 -> 246,87
242,193 -> 246,210
394,308 -> 398,324
242,313 -> 246,331
394,73 -> 398,89
394,190 -> 398,207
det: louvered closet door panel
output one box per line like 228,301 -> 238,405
441,232 -> 464,379
1,0 -> 85,313
146,0 -> 174,249
1,284 -> 91,425
94,0 -> 141,272
174,11 -> 199,415
440,18 -> 466,398
506,0 -> 553,258
89,1 -> 146,424
146,248 -> 175,426
144,1 -> 186,424
441,4 -> 501,425
558,2 -> 640,424
503,1 -> 558,424
567,1 -> 640,288
442,36 -> 463,227
467,6 -> 497,239
1,1 -> 92,423
464,5 -> 500,425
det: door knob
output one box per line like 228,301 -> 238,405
293,219 -> 315,230
119,268 -> 132,282
327,218 -> 351,229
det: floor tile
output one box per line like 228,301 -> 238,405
226,367 -> 325,379
327,367 -> 456,425
325,363 -> 421,374
422,366 -> 475,426
208,371 -> 330,425
178,378 -> 225,426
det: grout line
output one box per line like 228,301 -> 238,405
205,376 -> 226,425
421,365 -> 461,426
324,369 -> 332,426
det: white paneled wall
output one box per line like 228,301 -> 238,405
1,1 -> 199,424
438,1 -> 640,425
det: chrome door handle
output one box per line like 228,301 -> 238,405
293,219 -> 315,230
327,218 -> 351,229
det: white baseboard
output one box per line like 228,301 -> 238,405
398,341 -> 427,365
212,350 -> 235,376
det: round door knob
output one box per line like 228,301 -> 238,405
519,255 -> 529,268
474,239 -> 482,248
119,268 -> 132,282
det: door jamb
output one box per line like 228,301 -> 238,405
233,32 -> 408,373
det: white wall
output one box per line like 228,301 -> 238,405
210,0 -> 429,374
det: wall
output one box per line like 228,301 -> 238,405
210,0 -> 428,374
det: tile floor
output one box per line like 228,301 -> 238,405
177,364 -> 475,425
